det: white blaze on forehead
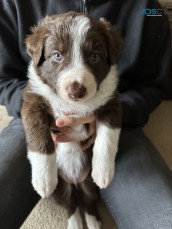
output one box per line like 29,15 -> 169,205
68,16 -> 91,66
54,15 -> 97,103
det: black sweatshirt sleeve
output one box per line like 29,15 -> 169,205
120,1 -> 171,127
0,1 -> 28,117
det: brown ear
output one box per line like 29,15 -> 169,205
99,18 -> 122,64
25,25 -> 48,66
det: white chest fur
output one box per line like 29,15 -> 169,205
56,142 -> 89,184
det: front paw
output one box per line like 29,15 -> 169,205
91,163 -> 115,189
32,173 -> 58,198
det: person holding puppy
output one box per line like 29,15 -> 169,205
0,0 -> 171,229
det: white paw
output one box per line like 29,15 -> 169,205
68,208 -> 83,229
32,173 -> 58,198
91,162 -> 115,189
85,213 -> 102,229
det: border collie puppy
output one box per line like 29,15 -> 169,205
22,12 -> 121,229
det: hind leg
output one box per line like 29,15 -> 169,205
53,177 -> 83,229
68,207 -> 83,229
80,176 -> 102,229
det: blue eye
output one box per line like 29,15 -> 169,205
90,52 -> 100,63
53,52 -> 62,61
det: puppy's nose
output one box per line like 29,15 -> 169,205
67,81 -> 86,99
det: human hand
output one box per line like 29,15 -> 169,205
50,114 -> 96,150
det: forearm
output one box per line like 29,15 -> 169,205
121,86 -> 165,127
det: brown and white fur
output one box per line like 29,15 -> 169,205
22,12 -> 122,229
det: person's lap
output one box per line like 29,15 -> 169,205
101,128 -> 172,229
0,118 -> 40,229
0,119 -> 172,229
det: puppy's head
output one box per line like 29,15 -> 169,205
26,12 -> 122,103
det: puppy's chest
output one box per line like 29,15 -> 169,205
56,142 -> 91,184
50,102 -> 91,183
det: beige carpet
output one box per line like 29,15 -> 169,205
21,196 -> 117,229
0,105 -> 13,132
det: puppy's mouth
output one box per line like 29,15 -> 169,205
68,96 -> 84,103
70,98 -> 79,102
69,94 -> 86,102
68,94 -> 82,102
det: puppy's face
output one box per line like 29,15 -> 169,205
26,12 -> 121,103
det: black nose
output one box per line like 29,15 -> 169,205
67,81 -> 86,99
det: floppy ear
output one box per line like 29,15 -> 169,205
99,18 -> 122,65
25,25 -> 48,66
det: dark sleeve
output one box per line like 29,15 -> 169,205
0,1 -> 28,118
120,1 -> 171,127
